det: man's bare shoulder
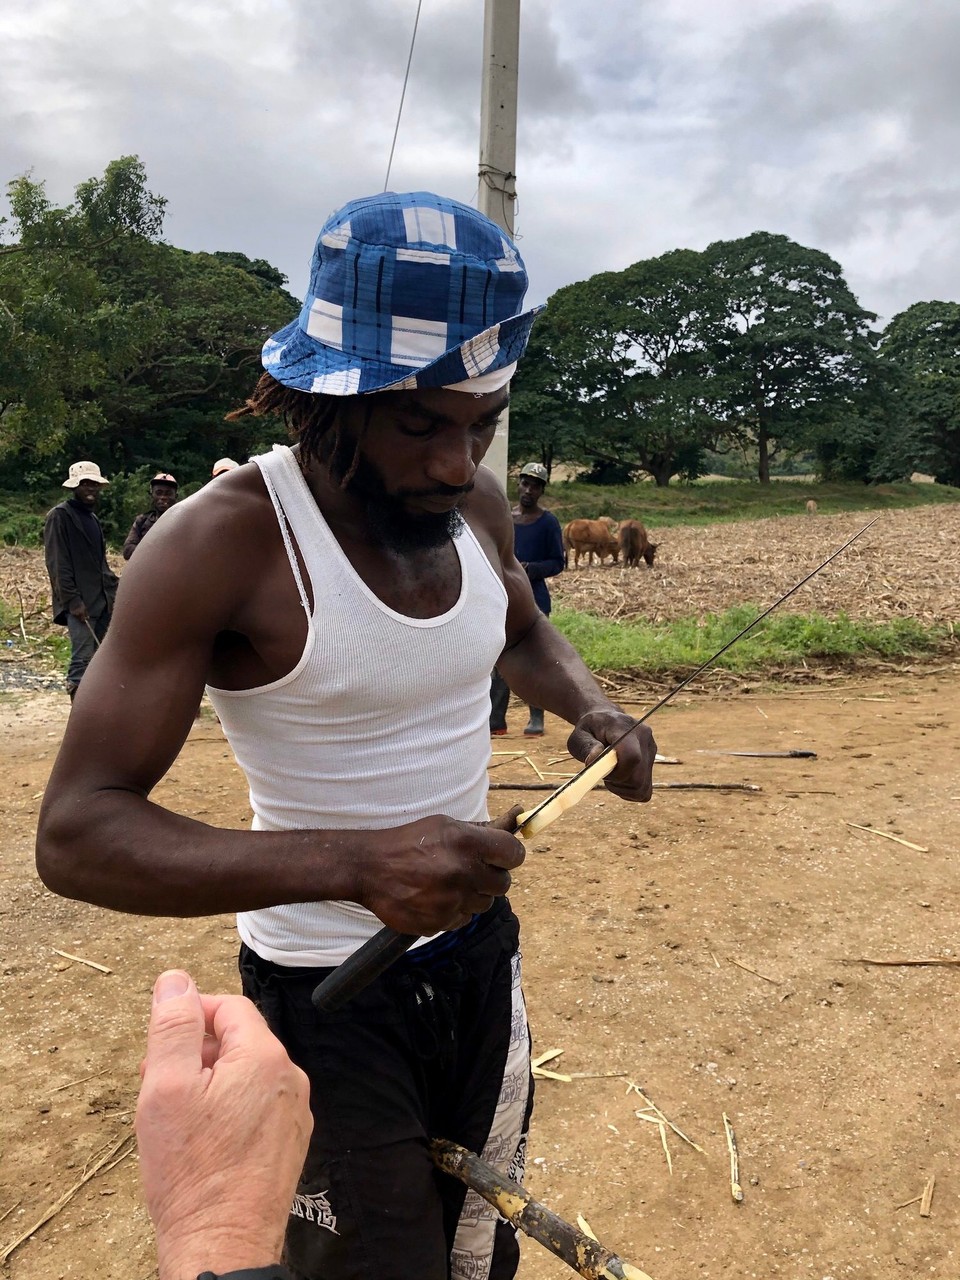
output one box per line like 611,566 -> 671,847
468,464 -> 512,530
141,465 -> 272,555
114,464 -> 279,620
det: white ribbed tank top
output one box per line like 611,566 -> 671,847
207,445 -> 508,966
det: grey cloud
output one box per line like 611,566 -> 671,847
3,0 -> 960,323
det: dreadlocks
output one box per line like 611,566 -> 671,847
228,373 -> 372,480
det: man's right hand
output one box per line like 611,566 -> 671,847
136,970 -> 312,1280
69,600 -> 89,623
357,815 -> 526,935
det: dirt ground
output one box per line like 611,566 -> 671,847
2,663 -> 959,1280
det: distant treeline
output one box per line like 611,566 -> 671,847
507,238 -> 960,488
2,156 -> 958,506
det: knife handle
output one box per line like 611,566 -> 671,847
311,928 -> 419,1012
311,751 -> 621,1012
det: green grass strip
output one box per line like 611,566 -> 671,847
552,606 -> 946,675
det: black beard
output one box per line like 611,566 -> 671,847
324,432 -> 468,554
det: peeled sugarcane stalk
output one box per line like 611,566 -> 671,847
493,780 -> 762,794
516,751 -> 619,837
430,1138 -> 654,1280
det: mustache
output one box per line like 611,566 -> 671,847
395,481 -> 475,500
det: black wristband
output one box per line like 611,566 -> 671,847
197,1268 -> 293,1280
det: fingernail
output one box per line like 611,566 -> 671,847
154,970 -> 190,1002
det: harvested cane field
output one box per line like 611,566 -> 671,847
550,505 -> 960,626
1,509 -> 959,1280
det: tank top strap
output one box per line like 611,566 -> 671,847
251,445 -> 313,618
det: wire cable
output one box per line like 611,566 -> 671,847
384,0 -> 424,192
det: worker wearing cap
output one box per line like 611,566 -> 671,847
211,457 -> 240,478
42,461 -> 119,700
122,472 -> 179,560
38,192 -> 656,1280
490,462 -> 565,736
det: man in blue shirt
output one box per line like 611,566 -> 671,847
490,462 -> 566,736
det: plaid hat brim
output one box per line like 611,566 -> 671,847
262,303 -> 543,396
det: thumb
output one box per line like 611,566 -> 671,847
143,970 -> 205,1078
488,804 -> 523,833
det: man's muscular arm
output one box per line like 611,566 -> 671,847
472,473 -> 656,801
36,480 -> 522,928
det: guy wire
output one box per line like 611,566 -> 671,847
384,0 -> 424,192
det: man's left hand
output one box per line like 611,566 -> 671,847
568,710 -> 656,802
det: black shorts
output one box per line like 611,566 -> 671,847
239,899 -> 533,1280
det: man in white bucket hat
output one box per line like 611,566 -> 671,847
38,193 -> 656,1280
42,461 -> 118,700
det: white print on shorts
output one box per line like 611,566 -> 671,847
290,1189 -> 340,1234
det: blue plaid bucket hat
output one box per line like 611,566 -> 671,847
262,191 -> 542,395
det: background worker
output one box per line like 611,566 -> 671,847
489,461 -> 565,737
122,472 -> 179,560
211,457 -> 240,478
137,969 -> 310,1280
37,192 -> 656,1280
42,460 -> 118,700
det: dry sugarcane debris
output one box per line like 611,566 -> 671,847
51,949 -> 112,975
550,506 -> 960,630
0,1133 -> 134,1265
52,1067 -> 109,1093
530,1048 -> 623,1084
696,749 -> 817,759
524,754 -> 545,780
0,1202 -> 20,1229
920,1175 -> 936,1218
488,752 -> 529,771
845,822 -> 928,853
531,1048 -> 572,1082
626,1082 -> 705,1156
727,956 -> 781,985
429,1138 -> 655,1280
634,1111 -> 672,1173
723,1113 -> 743,1204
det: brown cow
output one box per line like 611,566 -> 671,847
563,518 -> 620,568
618,519 -> 657,568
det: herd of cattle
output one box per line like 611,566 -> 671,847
562,517 -> 658,569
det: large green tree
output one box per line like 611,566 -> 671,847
876,301 -> 960,485
0,156 -> 296,490
86,240 -> 298,475
0,156 -> 167,471
704,232 -> 879,483
505,310 -> 586,476
511,250 -> 729,485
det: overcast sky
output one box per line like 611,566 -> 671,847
3,0 -> 958,327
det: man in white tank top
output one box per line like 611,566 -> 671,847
38,193 -> 657,1280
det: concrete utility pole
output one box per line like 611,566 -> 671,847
477,0 -> 520,488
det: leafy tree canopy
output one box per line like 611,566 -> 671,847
0,157 -> 295,492
702,231 -> 879,482
511,233 -> 881,485
510,250 -> 728,485
874,301 -> 960,486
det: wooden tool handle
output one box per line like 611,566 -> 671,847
311,928 -> 418,1012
